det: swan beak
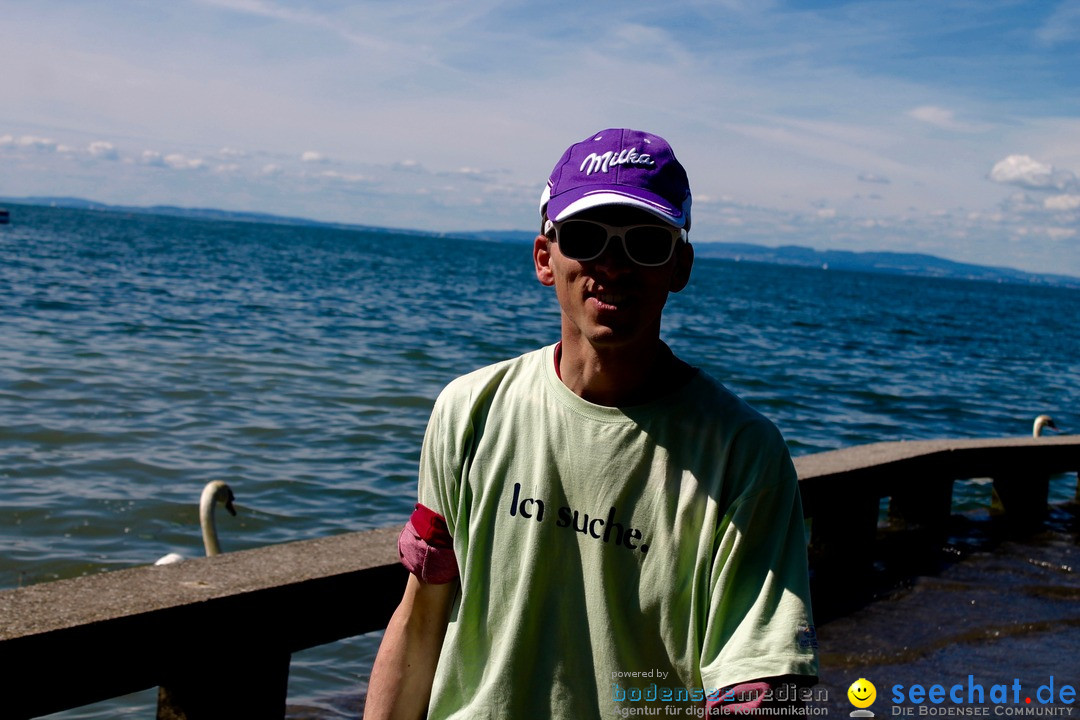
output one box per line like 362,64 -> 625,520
225,489 -> 237,516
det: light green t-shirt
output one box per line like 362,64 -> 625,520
420,345 -> 817,719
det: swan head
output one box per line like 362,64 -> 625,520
1033,414 -> 1059,437
221,487 -> 237,517
202,480 -> 237,517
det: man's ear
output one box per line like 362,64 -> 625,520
534,234 -> 555,287
670,241 -> 694,293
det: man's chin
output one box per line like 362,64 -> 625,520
583,326 -> 648,350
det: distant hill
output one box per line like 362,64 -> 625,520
688,242 -> 1080,288
0,195 -> 418,235
4,196 -> 1078,289
457,231 -> 1080,289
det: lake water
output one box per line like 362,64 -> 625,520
2,204 -> 1078,718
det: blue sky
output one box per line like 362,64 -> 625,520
2,0 -> 1079,275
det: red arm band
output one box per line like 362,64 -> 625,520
397,503 -> 459,584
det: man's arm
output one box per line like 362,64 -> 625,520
363,574 -> 458,720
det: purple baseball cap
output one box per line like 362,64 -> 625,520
539,128 -> 691,229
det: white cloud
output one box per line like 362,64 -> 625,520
196,0 -> 323,26
610,23 -> 678,48
1036,0 -> 1080,46
163,153 -> 206,170
318,169 -> 368,183
998,191 -> 1044,214
908,106 -> 953,127
88,141 -> 119,160
301,151 -> 328,163
1044,194 -> 1080,211
260,163 -> 283,175
989,155 -> 1077,191
140,150 -> 166,166
195,0 -> 395,52
0,134 -> 14,147
16,135 -> 58,151
858,173 -> 890,185
906,106 -> 982,132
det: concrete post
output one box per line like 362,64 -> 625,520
991,473 -> 1049,531
889,478 -> 953,543
157,645 -> 291,720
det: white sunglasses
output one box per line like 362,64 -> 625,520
544,219 -> 686,267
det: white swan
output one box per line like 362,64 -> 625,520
1033,414 -> 1060,438
154,480 -> 237,565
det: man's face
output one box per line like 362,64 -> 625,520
534,206 -> 693,351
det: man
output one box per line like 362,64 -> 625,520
364,128 -> 818,719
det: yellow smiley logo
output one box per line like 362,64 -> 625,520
848,678 -> 877,709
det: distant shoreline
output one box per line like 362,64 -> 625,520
3,196 -> 1078,289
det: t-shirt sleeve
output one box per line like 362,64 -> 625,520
698,424 -> 819,692
416,386 -> 466,538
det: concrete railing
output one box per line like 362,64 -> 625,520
1,435 -> 1077,719
0,528 -> 407,719
798,436 -> 1080,613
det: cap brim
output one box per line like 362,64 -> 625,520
545,187 -> 687,228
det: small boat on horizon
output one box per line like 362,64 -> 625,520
0,208 -> 10,224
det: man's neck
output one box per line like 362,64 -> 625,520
557,335 -> 687,407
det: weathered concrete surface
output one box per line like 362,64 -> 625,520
794,435 -> 1080,513
0,526 -> 405,719
0,526 -> 400,641
795,434 -> 1079,479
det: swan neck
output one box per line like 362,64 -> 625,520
200,489 -> 223,556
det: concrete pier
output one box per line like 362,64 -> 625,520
0,527 -> 405,719
1,435 -> 1077,719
